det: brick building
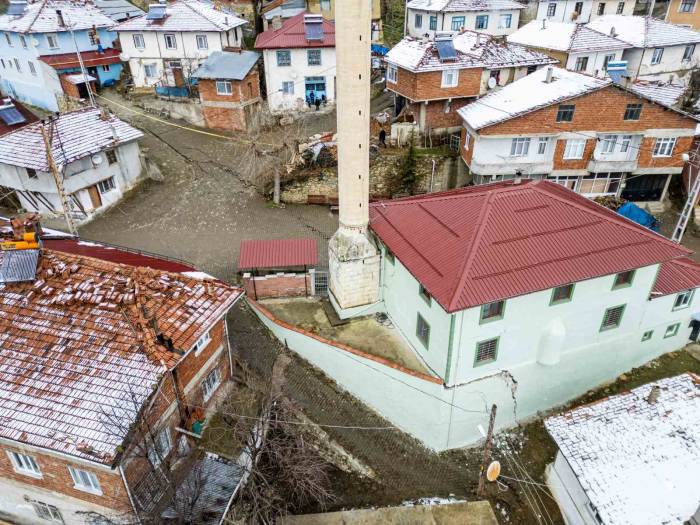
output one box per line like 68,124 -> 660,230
192,50 -> 262,132
0,217 -> 243,524
385,30 -> 556,134
457,66 -> 699,209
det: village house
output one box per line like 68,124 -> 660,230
191,50 -> 262,132
665,0 -> 700,29
587,15 -> 700,84
0,0 -> 123,112
405,0 -> 526,38
261,0 -> 307,31
545,373 -> 700,525
115,0 -> 247,90
535,0 -> 635,23
385,31 -> 556,134
255,13 -> 336,112
507,20 -> 631,78
306,0 -> 382,41
0,97 -> 37,136
457,66 -> 698,209
0,107 -> 144,221
0,215 -> 243,525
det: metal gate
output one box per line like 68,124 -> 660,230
314,270 -> 329,296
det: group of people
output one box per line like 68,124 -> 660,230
306,90 -> 327,110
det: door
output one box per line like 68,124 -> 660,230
87,185 -> 102,210
305,76 -> 326,102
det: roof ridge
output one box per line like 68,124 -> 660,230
182,0 -> 222,29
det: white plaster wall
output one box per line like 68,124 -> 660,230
262,48 -> 337,112
536,0 -> 594,23
406,8 -> 522,37
589,0 -> 635,19
470,134 -> 556,173
565,49 -> 626,77
624,44 -> 700,83
546,452 -> 595,525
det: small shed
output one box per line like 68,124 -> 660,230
238,238 -> 318,299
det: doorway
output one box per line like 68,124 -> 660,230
305,76 -> 326,103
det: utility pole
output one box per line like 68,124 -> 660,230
477,404 -> 497,498
40,122 -> 78,236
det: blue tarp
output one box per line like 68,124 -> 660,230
371,44 -> 389,56
617,202 -> 660,232
155,86 -> 189,98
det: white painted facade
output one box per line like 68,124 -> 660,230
406,7 -> 522,37
622,43 -> 700,83
261,47 -> 336,112
536,0 -> 634,23
0,141 -> 143,222
546,452 -> 601,525
565,49 -> 626,77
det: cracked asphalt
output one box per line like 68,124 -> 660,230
77,91 -> 340,282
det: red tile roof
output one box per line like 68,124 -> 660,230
255,12 -> 335,49
652,257 -> 700,298
0,98 -> 37,137
369,180 -> 691,313
238,238 -> 318,270
39,48 -> 122,70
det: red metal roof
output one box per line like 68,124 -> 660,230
255,12 -> 335,49
39,48 -> 122,70
238,238 -> 318,270
652,257 -> 700,298
369,180 -> 691,313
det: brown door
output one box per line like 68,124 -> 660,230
87,185 -> 102,210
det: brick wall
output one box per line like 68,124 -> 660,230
460,127 -> 474,166
243,273 -> 312,299
59,75 -> 97,100
198,69 -> 260,104
199,69 -> 261,132
202,106 -> 249,132
410,98 -> 473,131
552,137 -> 596,170
389,66 -> 482,101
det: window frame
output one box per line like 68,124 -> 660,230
32,501 -> 63,522
276,49 -> 291,67
556,104 -> 575,122
106,149 -> 118,165
641,330 -> 653,341
418,284 -> 431,306
133,33 -> 145,49
68,466 -> 102,494
144,63 -> 158,78
664,322 -> 680,338
5,33 -> 13,47
650,47 -> 664,65
192,329 -> 212,355
600,134 -> 617,154
680,0 -> 696,11
550,283 -> 575,305
451,16 -> 466,30
597,2 -> 605,14
510,137 -> 530,157
281,81 -> 294,94
8,450 -> 42,477
28,60 -> 36,76
386,64 -> 398,83
574,56 -> 589,72
623,103 -> 642,120
616,1 -> 625,13
547,2 -> 557,16
202,366 -> 222,401
499,13 -> 513,28
416,313 -> 431,348
97,177 -> 116,194
215,80 -> 233,95
307,49 -> 322,66
683,43 -> 696,61
46,33 -> 59,49
429,15 -> 438,30
147,427 -> 172,466
563,138 -> 586,159
653,137 -> 676,157
195,34 -> 208,50
612,270 -> 635,289
600,304 -> 626,332
163,33 -> 177,50
441,68 -> 458,88
480,300 -> 505,323
474,337 -> 499,366
673,289 -> 694,310
415,13 -> 423,28
537,137 -> 548,154
474,15 -> 488,30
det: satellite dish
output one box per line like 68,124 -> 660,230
31,37 -> 39,46
487,77 -> 497,89
119,53 -> 130,61
91,154 -> 103,165
486,460 -> 501,482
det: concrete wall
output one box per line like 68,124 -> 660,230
406,8 -> 522,37
623,44 -> 700,83
565,49 -> 626,77
536,0 -> 634,23
546,452 -> 597,525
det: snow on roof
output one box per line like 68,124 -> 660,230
369,180 -> 689,312
507,20 -> 631,53
545,374 -> 700,525
0,107 -> 143,171
94,0 -> 145,22
192,50 -> 260,80
115,0 -> 246,33
255,12 -> 335,49
588,15 -> 700,48
0,247 -> 242,465
385,32 -> 556,72
458,66 -> 609,130
0,0 -> 115,33
407,0 -> 525,12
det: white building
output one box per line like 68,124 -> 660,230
0,108 -> 144,221
254,13 -> 336,112
535,0 -> 635,23
588,15 -> 700,84
545,373 -> 700,525
405,0 -> 526,38
507,20 -> 631,78
115,0 -> 247,89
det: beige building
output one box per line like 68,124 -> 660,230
665,0 -> 700,29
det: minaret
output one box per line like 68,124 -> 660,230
328,0 -> 380,313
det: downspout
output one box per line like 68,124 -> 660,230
119,463 -> 142,524
444,313 -> 456,383
224,314 -> 234,377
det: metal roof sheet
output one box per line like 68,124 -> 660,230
407,0 -> 525,11
255,12 -> 335,49
115,0 -> 246,32
588,15 -> 700,48
39,48 -> 123,69
238,238 -> 318,269
651,257 -> 700,298
507,20 -> 632,53
369,180 -> 690,313
0,0 -> 115,33
93,0 -> 145,22
192,50 -> 260,80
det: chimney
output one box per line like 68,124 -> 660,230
646,385 -> 661,404
610,26 -> 616,37
55,9 -> 65,27
271,14 -> 283,31
7,0 -> 28,16
542,18 -> 546,29
545,66 -> 554,83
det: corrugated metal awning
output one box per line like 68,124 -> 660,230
238,238 -> 317,270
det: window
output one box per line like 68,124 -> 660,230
106,149 -> 117,165
510,137 -> 530,156
574,1 -> 584,12
8,451 -> 41,476
415,13 -> 423,28
574,56 -> 589,71
475,337 -> 498,365
641,330 -> 653,341
499,13 -> 512,28
195,34 -> 208,50
600,134 -> 617,154
19,35 -> 26,48
451,16 -> 466,30
548,175 -> 579,190
551,284 -> 574,305
0,59 -> 4,69
680,0 -> 695,12
216,80 -> 232,95
419,284 -> 431,305
563,139 -> 586,159
28,60 -> 36,76
144,63 -> 157,78
307,49 -> 322,66
597,2 -> 605,14
97,177 -> 115,194
665,323 -> 680,337
653,137 -> 676,157
480,300 -> 505,322
27,168 -> 37,178
88,31 -> 97,45
320,0 -> 331,10
101,64 -> 110,72
556,104 -> 575,122
441,69 -> 458,87
416,313 -> 430,348
192,329 -> 211,355
5,33 -> 12,47
620,134 -> 633,152
281,81 -> 294,94
202,367 -> 221,400
683,43 -> 695,61
14,58 -> 21,73
579,173 -> 621,194
387,64 -> 397,83
164,33 -> 177,49
613,270 -> 635,289
148,428 -> 172,466
600,305 -> 625,331
651,47 -> 663,65
429,15 -> 438,30
475,15 -> 488,29
673,290 -> 694,310
68,466 -> 101,494
603,53 -> 615,70
537,137 -> 548,154
623,103 -> 642,120
616,1 -> 625,13
276,49 -> 291,67
32,501 -> 63,522
46,33 -> 58,49
133,33 -> 145,49
547,3 -> 557,16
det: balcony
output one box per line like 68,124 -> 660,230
587,135 -> 640,173
469,159 -> 554,177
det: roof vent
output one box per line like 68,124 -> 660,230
304,14 -> 324,41
610,26 -> 617,37
646,385 -> 661,404
545,66 -> 554,84
7,0 -> 28,16
55,9 -> 65,27
541,18 -> 546,29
